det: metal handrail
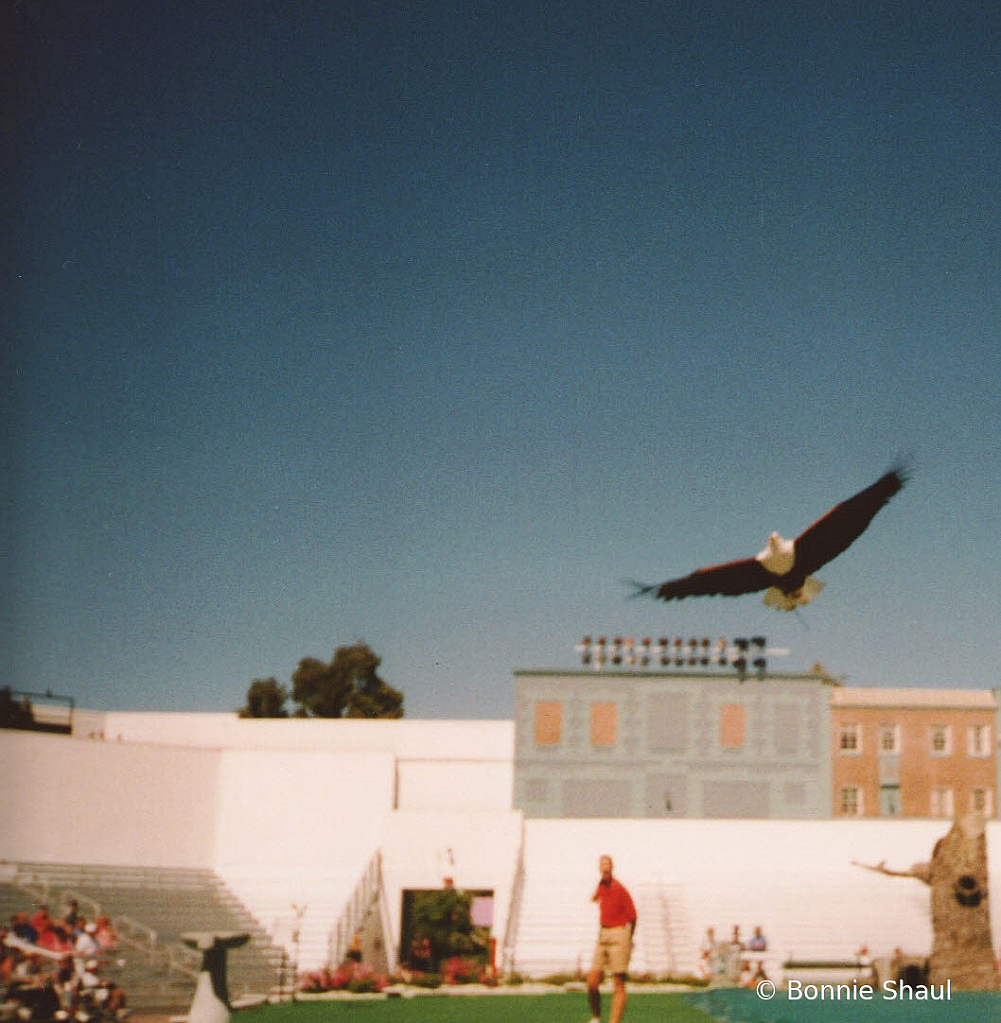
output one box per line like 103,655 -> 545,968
500,822 -> 526,975
327,851 -> 383,969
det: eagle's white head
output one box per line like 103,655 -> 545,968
756,531 -> 795,575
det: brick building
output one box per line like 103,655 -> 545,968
830,687 -> 997,819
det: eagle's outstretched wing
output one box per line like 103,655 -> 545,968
631,556 -> 774,602
794,464 -> 908,578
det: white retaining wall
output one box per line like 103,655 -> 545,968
1,714 -> 517,970
510,817 -> 1001,978
2,729 -> 219,867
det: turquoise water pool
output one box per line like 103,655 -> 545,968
687,987 -> 1001,1023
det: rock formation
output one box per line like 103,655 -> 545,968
855,812 -> 998,990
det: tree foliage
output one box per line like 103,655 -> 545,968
238,643 -> 403,719
238,677 -> 289,718
292,643 -> 403,719
407,888 -> 487,970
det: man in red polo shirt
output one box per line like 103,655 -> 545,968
586,855 -> 637,1023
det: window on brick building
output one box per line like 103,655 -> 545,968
839,786 -> 862,816
878,724 -> 900,754
839,722 -> 861,754
967,724 -> 991,757
929,725 -> 951,756
930,786 -> 954,818
879,784 -> 900,816
971,788 -> 993,815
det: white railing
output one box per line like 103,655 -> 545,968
327,851 -> 392,971
500,827 -> 526,975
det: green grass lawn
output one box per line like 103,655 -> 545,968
236,988 -> 1001,1023
237,992 -> 713,1023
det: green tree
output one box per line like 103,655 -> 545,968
291,642 -> 404,719
238,677 -> 289,718
408,888 -> 486,970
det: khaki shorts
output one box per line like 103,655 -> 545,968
591,924 -> 633,975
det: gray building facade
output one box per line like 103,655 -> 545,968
514,662 -> 835,819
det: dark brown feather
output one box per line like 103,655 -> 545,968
647,557 -> 773,601
793,465 -> 907,578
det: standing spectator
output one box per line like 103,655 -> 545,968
586,855 -> 637,1023
62,900 -> 80,930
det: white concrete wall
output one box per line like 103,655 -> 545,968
94,712 -> 513,762
1,730 -> 219,867
212,748 -> 397,968
213,749 -> 395,870
396,758 -> 513,811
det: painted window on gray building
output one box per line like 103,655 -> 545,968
534,700 -> 562,746
702,780 -> 768,818
590,701 -> 617,747
645,693 -> 688,751
773,703 -> 801,755
562,778 -> 631,817
719,704 -> 746,748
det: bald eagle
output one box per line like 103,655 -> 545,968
631,464 -> 908,611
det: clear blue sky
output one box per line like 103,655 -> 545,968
6,1 -> 1000,719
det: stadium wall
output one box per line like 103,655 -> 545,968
2,730 -> 219,867
3,715 -> 518,969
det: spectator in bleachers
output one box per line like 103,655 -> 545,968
729,925 -> 743,950
74,921 -> 100,961
1,941 -> 17,986
93,917 -> 118,954
11,913 -> 37,945
747,925 -> 767,951
4,901 -> 130,1021
62,900 -> 80,930
54,954 -> 76,1011
28,907 -> 51,936
36,918 -> 72,956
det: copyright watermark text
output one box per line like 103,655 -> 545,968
757,979 -> 953,1002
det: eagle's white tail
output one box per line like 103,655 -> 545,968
763,576 -> 825,611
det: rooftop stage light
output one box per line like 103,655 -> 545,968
576,635 -> 788,674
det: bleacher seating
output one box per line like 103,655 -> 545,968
506,818 -> 981,979
7,862 -> 284,1008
